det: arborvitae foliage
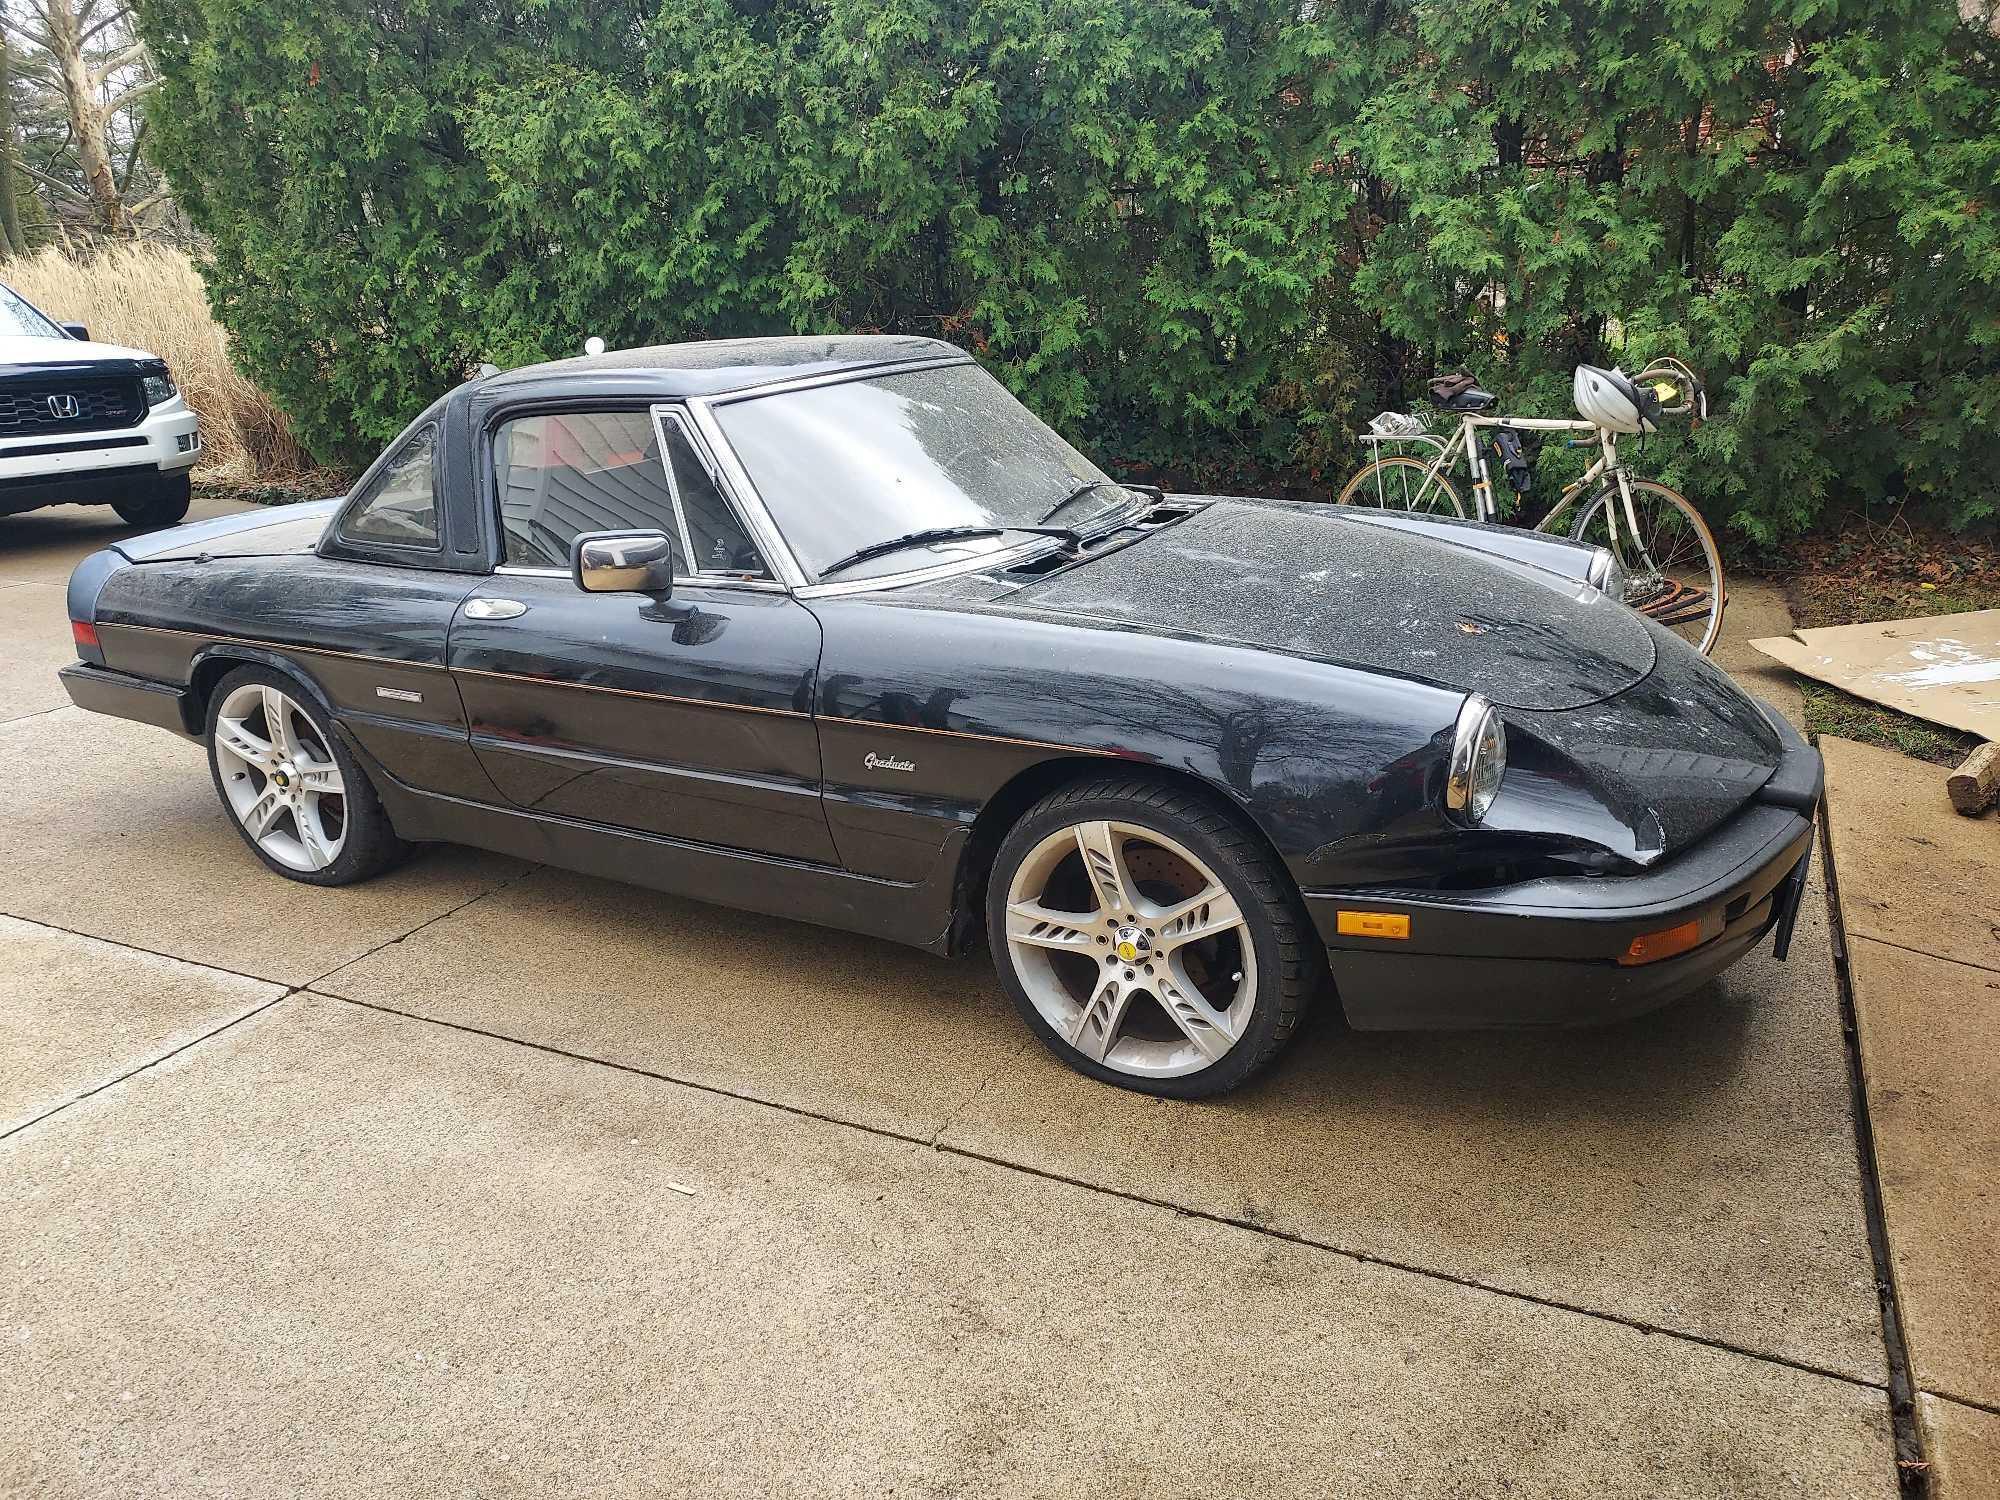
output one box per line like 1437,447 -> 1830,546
138,0 -> 1999,539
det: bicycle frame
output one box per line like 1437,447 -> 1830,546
1357,413 -> 1647,558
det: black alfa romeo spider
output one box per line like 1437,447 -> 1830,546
59,336 -> 1822,1095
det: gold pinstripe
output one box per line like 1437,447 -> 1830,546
102,620 -> 1112,756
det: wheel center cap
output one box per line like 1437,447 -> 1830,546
271,764 -> 294,790
1112,926 -> 1149,964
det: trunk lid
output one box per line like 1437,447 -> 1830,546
113,499 -> 340,562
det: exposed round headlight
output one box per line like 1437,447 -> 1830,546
142,371 -> 176,404
1587,544 -> 1627,605
1445,694 -> 1507,824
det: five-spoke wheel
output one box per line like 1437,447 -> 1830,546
213,681 -> 348,871
988,779 -> 1315,1096
204,665 -> 406,885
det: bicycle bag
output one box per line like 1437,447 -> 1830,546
1489,429 -> 1533,494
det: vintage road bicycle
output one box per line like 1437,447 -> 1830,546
1333,357 -> 1725,655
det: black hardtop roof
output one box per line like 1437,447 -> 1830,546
478,334 -> 967,399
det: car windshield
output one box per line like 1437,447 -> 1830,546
712,361 -> 1134,581
0,284 -> 66,339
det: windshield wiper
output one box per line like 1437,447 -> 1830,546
816,526 -> 1009,580
816,522 -> 1098,582
1037,480 -> 1131,526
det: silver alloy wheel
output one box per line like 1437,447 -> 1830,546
212,682 -> 348,872
1003,819 -> 1257,1079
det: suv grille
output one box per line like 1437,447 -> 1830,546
0,378 -> 144,438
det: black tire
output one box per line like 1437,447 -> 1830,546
986,776 -> 1320,1098
203,664 -> 409,886
112,471 -> 192,529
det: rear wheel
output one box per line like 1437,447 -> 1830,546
204,665 -> 408,886
1570,479 -> 1725,655
987,778 -> 1317,1097
112,471 -> 191,529
1334,456 -> 1465,517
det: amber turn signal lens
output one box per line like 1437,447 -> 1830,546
1618,919 -> 1703,966
70,618 -> 99,649
1336,910 -> 1410,940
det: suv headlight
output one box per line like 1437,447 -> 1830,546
1445,694 -> 1507,824
1586,544 -> 1626,604
142,371 -> 176,404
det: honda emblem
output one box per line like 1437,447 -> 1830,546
46,393 -> 80,419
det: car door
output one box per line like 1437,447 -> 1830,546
447,402 -> 836,864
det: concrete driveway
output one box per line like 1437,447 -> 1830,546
2,500 -> 1899,1496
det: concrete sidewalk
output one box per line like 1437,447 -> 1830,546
1821,735 -> 2000,1497
0,502 -> 1908,1496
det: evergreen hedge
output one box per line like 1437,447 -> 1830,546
139,0 -> 1999,539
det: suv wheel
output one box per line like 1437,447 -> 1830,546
113,471 -> 192,529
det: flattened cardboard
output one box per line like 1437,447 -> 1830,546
1752,609 -> 2000,740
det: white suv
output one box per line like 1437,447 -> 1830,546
0,280 -> 200,529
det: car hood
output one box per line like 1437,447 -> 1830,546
998,496 -> 1781,861
0,333 -> 165,367
112,498 -> 340,562
1010,497 -> 1655,711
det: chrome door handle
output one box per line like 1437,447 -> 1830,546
464,598 -> 528,620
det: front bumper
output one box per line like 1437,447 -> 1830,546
1309,706 -> 1823,1029
0,399 -> 200,515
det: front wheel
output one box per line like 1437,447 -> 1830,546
1333,456 -> 1466,517
1571,479 -> 1725,655
986,777 -> 1318,1097
112,471 -> 192,529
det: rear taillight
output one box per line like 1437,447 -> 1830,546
71,618 -> 100,650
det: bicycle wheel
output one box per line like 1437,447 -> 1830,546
1334,457 -> 1466,518
1570,479 -> 1725,655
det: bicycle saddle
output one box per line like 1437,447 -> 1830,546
1427,373 -> 1496,412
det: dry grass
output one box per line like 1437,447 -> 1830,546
5,243 -> 326,488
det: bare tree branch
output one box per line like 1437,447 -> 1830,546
41,122 -> 75,174
15,158 -> 87,201
115,113 -> 144,192
103,73 -> 157,114
91,40 -> 146,89
78,9 -> 128,48
0,14 -> 59,59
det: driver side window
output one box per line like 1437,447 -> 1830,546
493,410 -> 682,571
491,406 -> 768,579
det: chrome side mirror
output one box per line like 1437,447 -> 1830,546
572,529 -> 675,596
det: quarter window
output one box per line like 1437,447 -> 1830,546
662,414 -> 766,576
341,425 -> 440,548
